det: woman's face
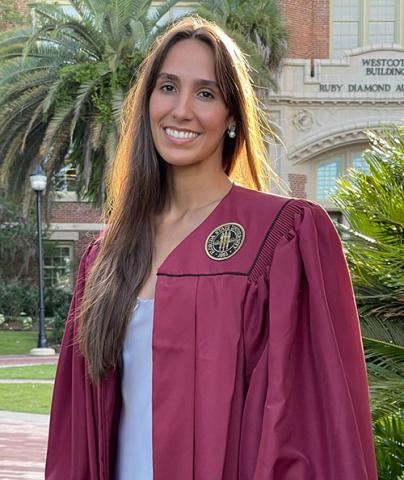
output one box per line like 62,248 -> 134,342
149,39 -> 233,170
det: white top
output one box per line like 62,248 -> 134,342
115,298 -> 154,480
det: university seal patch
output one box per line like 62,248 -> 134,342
205,223 -> 245,261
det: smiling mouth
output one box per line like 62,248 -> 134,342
164,127 -> 200,140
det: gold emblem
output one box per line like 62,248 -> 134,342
205,223 -> 245,261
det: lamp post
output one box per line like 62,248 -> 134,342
29,166 -> 55,356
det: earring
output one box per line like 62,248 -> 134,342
227,124 -> 236,138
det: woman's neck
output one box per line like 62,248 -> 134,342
164,166 -> 232,218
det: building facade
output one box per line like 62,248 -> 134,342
269,0 -> 404,221
5,0 -> 404,289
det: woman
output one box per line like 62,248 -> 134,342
46,17 -> 377,480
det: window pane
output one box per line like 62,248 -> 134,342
53,257 -> 62,266
351,155 -> 370,174
368,0 -> 397,43
368,21 -> 395,43
333,0 -> 360,21
44,245 -> 73,291
369,0 -> 396,20
54,165 -> 77,193
316,159 -> 342,199
332,21 -> 359,58
148,5 -> 195,26
60,5 -> 79,18
171,6 -> 195,19
369,22 -> 395,34
148,6 -> 157,17
148,7 -> 168,27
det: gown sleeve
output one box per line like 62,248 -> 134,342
253,202 -> 377,479
45,241 -> 103,480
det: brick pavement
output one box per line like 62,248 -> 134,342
0,355 -> 58,480
0,411 -> 49,480
0,379 -> 53,384
0,355 -> 58,368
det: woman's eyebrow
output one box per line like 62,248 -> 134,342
157,72 -> 219,89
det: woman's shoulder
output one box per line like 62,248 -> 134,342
233,186 -> 339,282
232,184 -> 328,224
78,231 -> 105,272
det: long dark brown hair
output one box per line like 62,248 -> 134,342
79,16 -> 276,382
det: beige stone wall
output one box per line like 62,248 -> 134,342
265,45 -> 404,206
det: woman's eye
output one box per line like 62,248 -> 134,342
160,84 -> 175,93
198,90 -> 214,99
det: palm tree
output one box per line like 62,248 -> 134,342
0,0 -> 179,204
364,338 -> 404,479
331,126 -> 404,478
0,0 -> 288,205
195,0 -> 288,89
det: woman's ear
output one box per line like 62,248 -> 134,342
227,116 -> 235,130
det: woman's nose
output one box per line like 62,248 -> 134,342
171,91 -> 193,121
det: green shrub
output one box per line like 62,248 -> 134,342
332,126 -> 404,478
0,280 -> 38,319
16,313 -> 33,329
44,288 -> 72,317
0,197 -> 39,281
0,280 -> 71,341
45,288 -> 72,343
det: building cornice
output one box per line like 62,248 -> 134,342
50,222 -> 105,231
261,96 -> 404,105
289,121 -> 403,164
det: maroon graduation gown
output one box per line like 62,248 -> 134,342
46,184 -> 377,479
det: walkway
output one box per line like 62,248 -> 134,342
0,411 -> 49,480
0,355 -> 58,480
0,355 -> 58,368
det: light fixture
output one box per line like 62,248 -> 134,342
29,166 -> 47,192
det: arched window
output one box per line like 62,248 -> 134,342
316,157 -> 343,199
315,147 -> 369,200
351,153 -> 371,173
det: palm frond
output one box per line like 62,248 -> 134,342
40,102 -> 75,159
373,414 -> 404,480
1,0 -> 285,206
364,338 -> 404,378
88,113 -> 105,151
333,126 -> 404,476
111,87 -> 124,125
0,85 -> 48,138
148,0 -> 181,27
70,71 -> 110,143
361,314 -> 404,346
196,0 -> 287,87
